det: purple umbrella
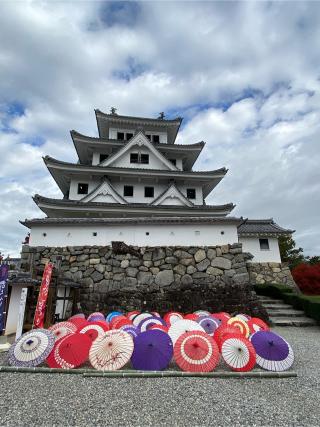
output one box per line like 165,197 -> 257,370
138,316 -> 166,333
131,330 -> 173,371
196,316 -> 220,336
250,331 -> 294,371
120,325 -> 140,339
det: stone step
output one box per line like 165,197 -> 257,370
258,298 -> 285,304
263,303 -> 292,309
267,310 -> 306,317
270,317 -> 317,326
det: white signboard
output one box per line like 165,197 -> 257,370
15,288 -> 28,340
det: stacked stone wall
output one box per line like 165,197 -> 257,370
248,262 -> 298,290
21,243 -> 268,320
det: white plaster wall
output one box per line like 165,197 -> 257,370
108,147 -> 169,170
239,237 -> 281,263
29,224 -> 238,247
69,178 -> 100,200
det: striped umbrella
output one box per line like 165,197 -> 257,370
168,319 -> 205,346
163,311 -> 184,326
138,316 -> 166,332
221,334 -> 256,372
79,321 -> 109,342
120,325 -> 140,339
48,321 -> 77,340
174,331 -> 220,372
127,311 -> 141,321
9,329 -> 55,367
54,333 -> 92,369
194,310 -> 211,317
214,324 -> 243,351
132,312 -> 154,327
89,330 -> 134,371
196,316 -> 220,336
235,314 -> 251,322
250,331 -> 294,371
88,312 -> 106,322
227,317 -> 250,338
247,318 -> 270,334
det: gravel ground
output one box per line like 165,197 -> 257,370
0,326 -> 319,427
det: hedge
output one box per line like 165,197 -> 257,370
255,283 -> 320,322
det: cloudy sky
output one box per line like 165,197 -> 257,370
1,1 -> 319,257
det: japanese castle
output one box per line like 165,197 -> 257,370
22,109 -> 291,263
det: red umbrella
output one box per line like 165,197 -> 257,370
174,331 -> 220,372
184,313 -> 198,321
227,317 -> 250,338
48,321 -> 77,340
112,317 -> 133,329
163,311 -> 183,326
221,334 -> 256,372
79,321 -> 109,342
46,336 -> 68,368
68,318 -> 88,330
247,317 -> 270,334
149,324 -> 168,333
211,312 -> 231,322
213,324 -> 243,351
54,333 -> 92,369
110,315 -> 127,329
127,310 -> 140,321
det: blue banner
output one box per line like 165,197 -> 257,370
0,264 -> 9,333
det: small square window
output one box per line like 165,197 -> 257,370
140,154 -> 149,164
153,135 -> 160,143
92,232 -> 97,237
169,159 -> 176,166
145,134 -> 151,141
130,153 -> 139,163
117,132 -> 125,140
145,187 -> 154,198
124,185 -> 134,197
99,154 -> 109,163
259,238 -> 270,250
78,183 -> 88,194
187,188 -> 196,199
126,133 -> 133,140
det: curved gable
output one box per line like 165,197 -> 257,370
151,183 -> 194,207
80,179 -> 127,204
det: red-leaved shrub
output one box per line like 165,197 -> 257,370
292,263 -> 320,295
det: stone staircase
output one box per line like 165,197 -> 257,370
257,295 -> 317,326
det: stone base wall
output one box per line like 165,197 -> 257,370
21,243 -> 269,321
248,262 -> 298,290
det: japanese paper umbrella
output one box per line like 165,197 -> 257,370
149,324 -> 168,333
194,310 -> 211,317
131,330 -> 173,371
250,331 -> 294,371
48,321 -> 77,340
214,324 -> 243,351
174,331 -> 220,372
120,325 -> 140,339
112,317 -> 132,329
138,316 -> 166,332
106,311 -> 123,323
46,336 -> 68,368
211,312 -> 231,322
247,318 -> 270,334
79,321 -> 109,342
110,315 -> 127,329
8,329 -> 55,367
184,313 -> 198,321
168,319 -> 205,346
227,317 -> 250,338
88,312 -> 105,322
221,334 -> 256,372
69,313 -> 86,320
54,333 -> 92,369
68,317 -> 88,330
89,330 -> 134,371
127,310 -> 140,321
163,311 -> 183,326
132,312 -> 153,327
235,314 -> 251,322
196,316 -> 220,336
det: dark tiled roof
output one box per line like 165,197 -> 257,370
22,216 -> 243,227
238,219 -> 294,235
95,110 -> 182,124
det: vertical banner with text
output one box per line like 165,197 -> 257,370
33,263 -> 53,329
16,288 -> 28,340
0,264 -> 9,334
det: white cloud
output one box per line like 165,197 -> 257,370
0,1 -> 319,256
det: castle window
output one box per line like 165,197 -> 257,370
187,188 -> 196,199
140,154 -> 149,164
117,132 -> 125,140
169,159 -> 176,166
130,153 -> 139,163
153,135 -> 160,143
259,238 -> 270,250
126,133 -> 133,140
124,185 -> 134,197
145,134 -> 151,141
99,154 -> 109,163
78,183 -> 88,194
92,232 -> 97,237
145,187 -> 154,198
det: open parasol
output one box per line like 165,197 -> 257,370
88,312 -> 106,322
196,316 -> 220,336
149,324 -> 168,333
227,317 -> 250,338
54,333 -> 92,369
89,330 -> 134,371
112,317 -> 132,329
235,314 -> 251,322
194,310 -> 211,317
221,334 -> 256,372
247,318 -> 270,334
174,331 -> 220,372
132,312 -> 154,327
127,310 -> 141,321
138,316 -> 166,332
184,313 -> 199,321
213,324 -> 243,351
9,329 -> 55,367
211,312 -> 231,323
68,317 -> 88,330
79,321 -> 109,342
168,319 -> 205,346
106,311 -> 123,323
163,311 -> 183,326
250,331 -> 294,371
69,313 -> 86,320
131,330 -> 173,371
48,321 -> 77,340
120,325 -> 140,339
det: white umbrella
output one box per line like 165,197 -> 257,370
168,319 -> 205,346
48,321 -> 77,340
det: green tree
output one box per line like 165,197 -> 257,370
279,235 -> 305,270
